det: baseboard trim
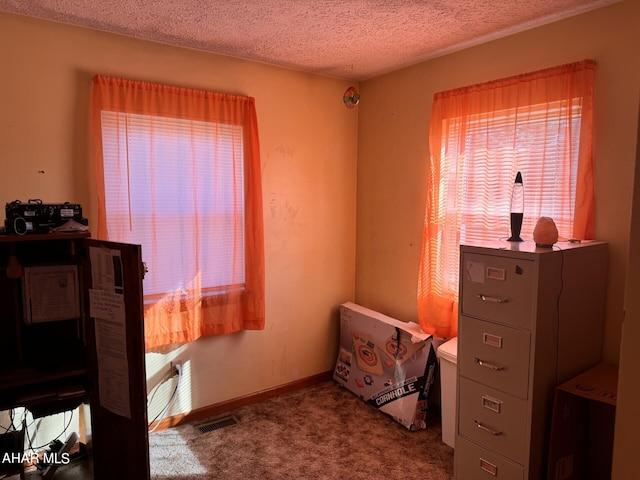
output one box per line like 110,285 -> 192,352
149,370 -> 334,432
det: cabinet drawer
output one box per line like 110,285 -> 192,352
458,377 -> 528,464
455,436 -> 524,480
460,252 -> 534,329
458,316 -> 531,398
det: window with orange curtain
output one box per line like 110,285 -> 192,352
91,75 -> 265,350
417,60 -> 595,339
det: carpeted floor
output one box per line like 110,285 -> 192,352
149,380 -> 454,479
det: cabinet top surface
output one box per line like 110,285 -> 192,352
0,231 -> 91,243
461,239 -> 606,256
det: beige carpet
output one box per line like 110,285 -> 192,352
149,380 -> 454,479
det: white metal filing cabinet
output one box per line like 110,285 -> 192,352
454,240 -> 608,480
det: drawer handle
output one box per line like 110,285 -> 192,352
474,357 -> 504,371
477,294 -> 508,303
475,420 -> 503,436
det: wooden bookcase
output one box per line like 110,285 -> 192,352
0,232 -> 150,480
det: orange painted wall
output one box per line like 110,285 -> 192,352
355,2 -> 639,476
0,11 -> 358,414
356,0 -> 639,365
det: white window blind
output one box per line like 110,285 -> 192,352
100,111 -> 246,298
440,99 -> 582,287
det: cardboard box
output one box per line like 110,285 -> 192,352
333,302 -> 440,431
547,364 -> 618,480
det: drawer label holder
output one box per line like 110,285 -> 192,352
483,332 -> 503,348
480,458 -> 498,476
486,267 -> 506,281
482,395 -> 502,413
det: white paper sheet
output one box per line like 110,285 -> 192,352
464,259 -> 486,283
89,289 -> 125,325
94,318 -> 131,418
22,265 -> 80,323
89,246 -> 131,419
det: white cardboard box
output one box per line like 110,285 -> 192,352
333,302 -> 440,430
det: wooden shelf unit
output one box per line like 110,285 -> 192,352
0,232 -> 150,480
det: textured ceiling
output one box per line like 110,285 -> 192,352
0,0 -> 621,80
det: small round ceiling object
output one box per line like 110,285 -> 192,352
343,86 -> 360,109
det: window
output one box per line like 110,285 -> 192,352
417,60 -> 595,338
92,76 -> 265,349
100,112 -> 246,298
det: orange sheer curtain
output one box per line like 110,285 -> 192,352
417,60 -> 595,338
91,75 -> 265,349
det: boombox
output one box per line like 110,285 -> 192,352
4,199 -> 87,235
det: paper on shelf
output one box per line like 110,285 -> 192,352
50,219 -> 89,232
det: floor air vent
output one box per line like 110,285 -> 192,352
197,415 -> 239,434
